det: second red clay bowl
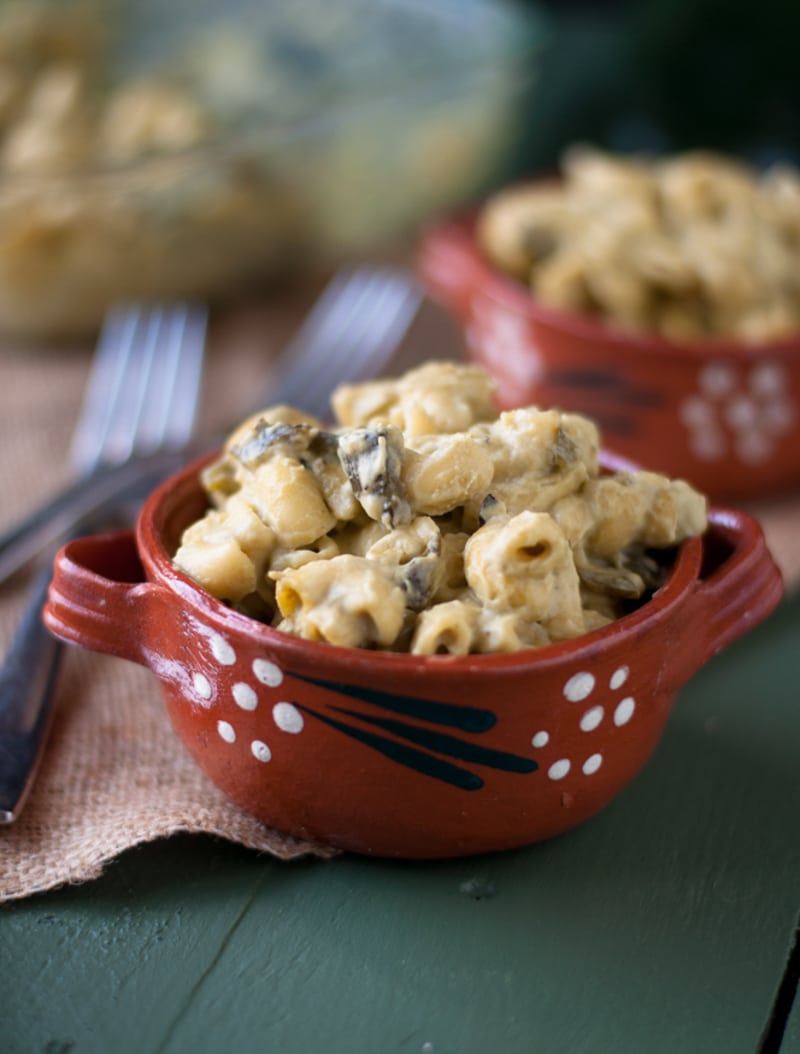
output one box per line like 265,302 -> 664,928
419,215 -> 800,502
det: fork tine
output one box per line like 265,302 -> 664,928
269,267 -> 422,420
340,273 -> 422,378
68,306 -> 142,475
102,310 -> 161,465
134,304 -> 208,455
158,305 -> 208,450
0,269 -> 412,587
295,273 -> 422,420
267,268 -> 377,408
70,304 -> 207,474
69,306 -> 159,472
0,298 -> 208,824
280,267 -> 370,364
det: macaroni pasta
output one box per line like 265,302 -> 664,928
174,361 -> 708,654
478,146 -> 800,342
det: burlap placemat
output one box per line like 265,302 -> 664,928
0,650 -> 337,903
0,294 -> 341,904
1,293 -> 798,903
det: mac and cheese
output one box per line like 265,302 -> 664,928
174,361 -> 707,653
478,146 -> 800,342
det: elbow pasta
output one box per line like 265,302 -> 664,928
174,361 -> 708,653
273,554 -> 406,649
477,145 -> 800,341
411,599 -> 480,656
464,511 -> 585,640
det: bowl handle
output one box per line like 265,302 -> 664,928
417,219 -> 483,317
674,508 -> 784,680
44,530 -> 169,667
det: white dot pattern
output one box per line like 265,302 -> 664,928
682,360 -> 795,466
690,427 -> 726,461
725,395 -> 758,431
534,665 -> 639,782
199,653 -> 642,779
232,682 -> 258,711
614,697 -> 636,726
253,659 -> 284,687
583,753 -> 603,775
609,666 -> 629,690
217,720 -> 236,743
182,650 -> 306,766
563,672 -> 595,702
273,702 -> 304,734
251,740 -> 272,763
548,759 -> 571,781
580,706 -> 604,732
679,394 -> 713,427
210,634 -> 236,665
736,431 -> 773,465
752,362 -> 786,397
192,672 -> 212,700
764,399 -> 796,433
700,362 -> 736,398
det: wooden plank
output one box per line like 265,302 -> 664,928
2,592 -> 798,1054
0,841 -> 273,1054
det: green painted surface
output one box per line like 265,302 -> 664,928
2,592 -> 799,1054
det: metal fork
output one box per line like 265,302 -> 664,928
67,304 -> 207,476
0,265 -> 422,823
0,303 -> 208,823
264,264 -> 423,421
0,265 -> 422,584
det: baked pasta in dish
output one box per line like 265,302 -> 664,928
174,361 -> 707,654
477,146 -> 800,342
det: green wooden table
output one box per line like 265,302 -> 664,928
2,588 -> 799,1054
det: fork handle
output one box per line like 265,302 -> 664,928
0,527 -> 156,824
0,559 -> 65,823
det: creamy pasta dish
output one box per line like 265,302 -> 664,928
478,146 -> 800,342
174,362 -> 707,654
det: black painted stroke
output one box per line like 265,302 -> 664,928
297,705 -> 483,791
294,673 -> 496,732
546,368 -> 664,407
330,705 -> 537,774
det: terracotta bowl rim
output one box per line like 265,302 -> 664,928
136,451 -> 707,680
426,212 -> 800,362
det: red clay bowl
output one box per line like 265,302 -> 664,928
44,453 -> 783,859
418,215 -> 800,502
